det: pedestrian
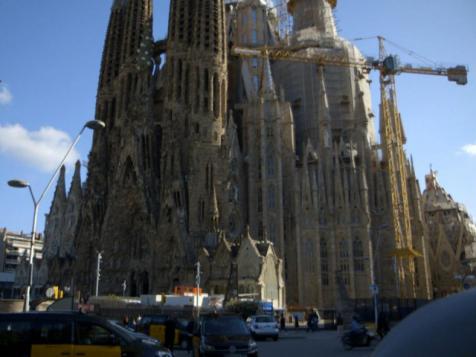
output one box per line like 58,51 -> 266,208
186,319 -> 195,355
294,314 -> 299,329
336,312 -> 344,334
377,311 -> 390,339
312,311 -> 319,331
164,315 -> 177,351
280,314 -> 286,331
306,312 -> 312,332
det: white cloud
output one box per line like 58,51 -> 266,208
0,85 -> 13,105
462,143 -> 476,157
0,124 -> 80,172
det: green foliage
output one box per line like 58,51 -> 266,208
225,300 -> 259,320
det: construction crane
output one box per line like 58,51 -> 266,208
231,37 -> 468,298
231,43 -> 468,85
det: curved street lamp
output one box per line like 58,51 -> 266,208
7,119 -> 105,312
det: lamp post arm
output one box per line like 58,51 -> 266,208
36,126 -> 86,205
27,185 -> 37,206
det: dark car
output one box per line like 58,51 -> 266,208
0,311 -> 173,357
193,314 -> 258,357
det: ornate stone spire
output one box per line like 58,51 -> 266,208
259,59 -> 277,99
288,0 -> 337,36
51,165 -> 67,212
68,160 -> 82,199
112,0 -> 127,10
99,0 -> 152,91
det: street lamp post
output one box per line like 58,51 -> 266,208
8,120 -> 105,312
195,261 -> 201,319
95,251 -> 103,297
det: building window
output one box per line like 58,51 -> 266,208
251,8 -> 257,26
353,238 -> 363,256
320,238 -> 328,259
339,240 -> 349,258
267,155 -> 275,178
213,74 -> 220,118
414,258 -> 420,287
340,263 -> 350,285
199,199 -> 205,223
195,66 -> 200,113
268,185 -> 276,209
268,224 -> 276,243
177,59 -> 183,100
321,263 -> 329,286
266,127 -> 274,138
304,240 -> 316,273
253,75 -> 259,91
353,238 -> 364,272
173,191 -> 182,208
257,188 -> 262,213
251,30 -> 258,44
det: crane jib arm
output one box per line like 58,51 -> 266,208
231,46 -> 468,86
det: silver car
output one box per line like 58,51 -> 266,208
247,315 -> 279,341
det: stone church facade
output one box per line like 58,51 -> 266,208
422,170 -> 476,297
43,0 -> 474,310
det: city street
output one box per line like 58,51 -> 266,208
174,329 -> 375,357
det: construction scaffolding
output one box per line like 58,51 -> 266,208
265,0 -> 293,40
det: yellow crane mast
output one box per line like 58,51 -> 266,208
231,39 -> 468,298
377,37 -> 417,298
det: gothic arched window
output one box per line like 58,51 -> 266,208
339,240 -> 349,258
353,237 -> 364,272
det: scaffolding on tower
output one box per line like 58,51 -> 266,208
265,0 -> 293,41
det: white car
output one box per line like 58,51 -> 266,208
247,315 -> 280,341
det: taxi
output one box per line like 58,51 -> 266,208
136,314 -> 190,349
0,311 -> 173,357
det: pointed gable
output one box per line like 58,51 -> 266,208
237,228 -> 262,280
209,237 -> 232,281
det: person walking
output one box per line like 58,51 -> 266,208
377,311 -> 390,339
306,312 -> 312,332
336,312 -> 344,334
294,314 -> 299,329
280,314 -> 286,331
186,319 -> 195,355
164,315 -> 177,352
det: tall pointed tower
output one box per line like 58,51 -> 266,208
162,0 -> 228,240
288,0 -> 337,35
74,0 -> 160,296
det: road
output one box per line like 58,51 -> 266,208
174,329 -> 375,357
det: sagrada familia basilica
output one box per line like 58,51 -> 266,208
39,0 -> 476,310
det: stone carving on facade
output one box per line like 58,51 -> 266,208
422,169 -> 476,297
39,0 -> 471,312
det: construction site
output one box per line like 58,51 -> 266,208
37,0 -> 476,321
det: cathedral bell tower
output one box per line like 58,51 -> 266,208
164,0 -> 228,240
74,0 -> 155,296
287,0 -> 337,35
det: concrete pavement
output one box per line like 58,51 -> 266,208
173,329 -> 375,357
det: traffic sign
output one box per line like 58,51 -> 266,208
370,284 -> 379,294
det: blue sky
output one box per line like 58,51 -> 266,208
0,0 -> 475,235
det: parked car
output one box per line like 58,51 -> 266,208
193,313 -> 258,356
247,315 -> 279,341
0,311 -> 173,357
